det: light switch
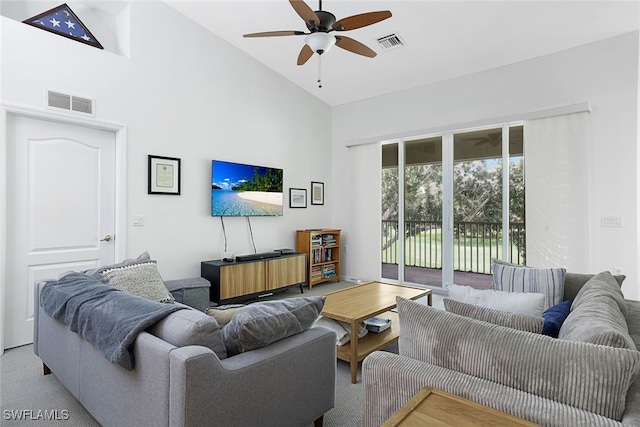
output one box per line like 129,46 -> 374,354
601,216 -> 623,227
132,215 -> 145,226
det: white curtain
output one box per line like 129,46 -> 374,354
345,142 -> 382,282
524,112 -> 590,271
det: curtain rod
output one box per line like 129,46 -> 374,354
344,102 -> 591,148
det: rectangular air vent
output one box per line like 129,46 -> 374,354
46,89 -> 95,116
377,34 -> 405,51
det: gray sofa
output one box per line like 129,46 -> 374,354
362,272 -> 640,426
34,278 -> 336,427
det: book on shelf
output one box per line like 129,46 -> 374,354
321,234 -> 336,246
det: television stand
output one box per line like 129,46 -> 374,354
201,252 -> 306,303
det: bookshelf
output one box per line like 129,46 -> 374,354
296,229 -> 341,289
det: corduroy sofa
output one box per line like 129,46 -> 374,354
362,272 -> 640,426
33,278 -> 336,427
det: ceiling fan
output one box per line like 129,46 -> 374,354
243,0 -> 392,66
458,131 -> 503,147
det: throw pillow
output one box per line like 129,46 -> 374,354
205,304 -> 245,327
101,261 -> 174,303
491,262 -> 565,310
222,296 -> 325,356
443,298 -> 544,333
541,300 -> 571,338
447,283 -> 545,317
396,296 -> 640,421
148,308 -> 227,360
85,251 -> 152,281
559,272 -> 636,350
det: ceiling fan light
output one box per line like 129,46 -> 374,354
305,32 -> 336,54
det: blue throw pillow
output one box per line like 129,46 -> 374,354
542,300 -> 571,338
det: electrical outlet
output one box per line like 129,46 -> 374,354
343,245 -> 348,254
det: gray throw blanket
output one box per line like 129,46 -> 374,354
41,272 -> 185,370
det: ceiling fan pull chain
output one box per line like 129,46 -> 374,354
317,55 -> 322,88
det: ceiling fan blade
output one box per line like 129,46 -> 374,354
289,0 -> 320,26
297,44 -> 314,65
334,11 -> 392,31
244,30 -> 306,38
335,36 -> 376,58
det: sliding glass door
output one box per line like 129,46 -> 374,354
381,124 -> 524,290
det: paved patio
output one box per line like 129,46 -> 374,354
381,263 -> 492,290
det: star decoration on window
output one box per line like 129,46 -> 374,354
23,3 -> 103,49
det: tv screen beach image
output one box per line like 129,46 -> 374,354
211,160 -> 283,216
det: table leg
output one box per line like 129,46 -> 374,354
350,320 -> 358,383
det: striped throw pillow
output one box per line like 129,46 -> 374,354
492,263 -> 565,310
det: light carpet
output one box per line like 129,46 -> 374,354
1,341 -> 402,427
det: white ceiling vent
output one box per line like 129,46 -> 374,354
377,34 -> 405,51
45,90 -> 95,116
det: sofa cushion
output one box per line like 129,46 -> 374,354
491,262 -> 565,310
559,272 -> 636,350
447,283 -> 545,317
541,300 -> 571,338
206,304 -> 245,327
101,261 -> 174,303
443,298 -> 544,333
397,296 -> 640,421
148,308 -> 227,359
222,297 -> 325,356
564,272 -> 626,302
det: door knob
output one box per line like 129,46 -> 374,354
100,234 -> 114,242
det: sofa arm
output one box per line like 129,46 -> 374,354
168,326 -> 336,427
362,351 -> 628,427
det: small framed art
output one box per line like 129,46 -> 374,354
311,181 -> 324,205
289,188 -> 307,208
148,155 -> 181,195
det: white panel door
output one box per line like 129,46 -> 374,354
5,115 -> 116,349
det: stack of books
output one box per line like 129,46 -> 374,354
311,265 -> 322,280
321,234 -> 336,246
323,264 -> 336,278
364,317 -> 392,333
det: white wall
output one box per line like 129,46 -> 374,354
332,32 -> 639,300
1,1 -> 332,283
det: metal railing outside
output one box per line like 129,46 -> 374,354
382,220 -> 525,274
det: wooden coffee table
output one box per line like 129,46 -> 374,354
322,281 -> 431,383
382,388 -> 540,426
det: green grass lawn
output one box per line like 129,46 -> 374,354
382,228 -> 523,274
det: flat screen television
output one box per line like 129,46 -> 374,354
211,160 -> 283,216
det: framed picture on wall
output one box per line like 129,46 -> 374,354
311,181 -> 324,205
148,155 -> 181,195
289,188 -> 307,208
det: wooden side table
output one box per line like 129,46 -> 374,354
382,387 -> 540,426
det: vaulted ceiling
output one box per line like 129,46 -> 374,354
166,1 -> 640,106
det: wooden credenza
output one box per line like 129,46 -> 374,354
201,253 -> 306,303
